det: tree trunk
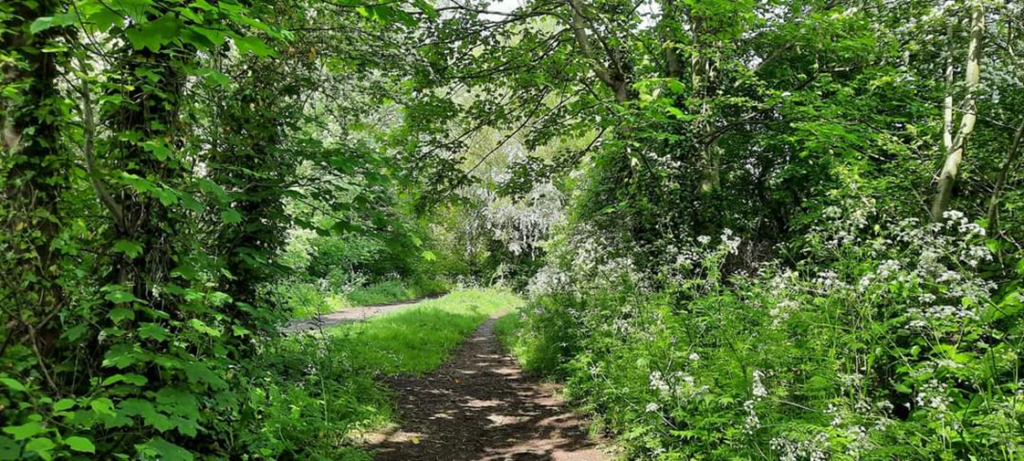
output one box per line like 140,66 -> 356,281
1,0 -> 67,367
690,12 -> 721,194
658,0 -> 683,80
942,20 -> 954,154
986,122 -> 1024,235
930,1 -> 983,222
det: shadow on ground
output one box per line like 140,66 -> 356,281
366,318 -> 610,461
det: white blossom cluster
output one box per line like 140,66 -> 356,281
769,433 -> 829,461
649,369 -> 708,402
482,181 -> 566,257
743,369 -> 770,434
525,265 -> 570,300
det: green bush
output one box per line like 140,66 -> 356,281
496,295 -> 577,376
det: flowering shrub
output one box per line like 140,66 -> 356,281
504,204 -> 1024,460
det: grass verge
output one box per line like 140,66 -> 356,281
495,303 -> 570,376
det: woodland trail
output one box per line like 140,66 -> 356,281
365,316 -> 612,461
281,293 -> 447,334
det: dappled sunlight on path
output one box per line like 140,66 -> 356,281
368,318 -> 612,461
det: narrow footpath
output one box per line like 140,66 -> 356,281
367,317 -> 612,461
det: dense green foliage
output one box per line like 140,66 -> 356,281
0,0 -> 464,458
2,0 -> 1023,459
462,0 -> 1024,459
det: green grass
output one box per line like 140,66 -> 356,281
329,288 -> 522,374
287,278 -> 450,319
344,278 -> 447,307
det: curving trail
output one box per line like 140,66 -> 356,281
366,317 -> 612,461
282,294 -> 446,335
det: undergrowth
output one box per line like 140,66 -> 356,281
502,204 -> 1024,460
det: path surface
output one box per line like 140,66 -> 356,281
367,318 -> 612,461
282,294 -> 445,334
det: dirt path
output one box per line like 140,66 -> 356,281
367,317 -> 612,461
282,294 -> 446,334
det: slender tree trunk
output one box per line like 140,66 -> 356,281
986,122 -> 1024,234
931,1 -> 984,222
690,13 -> 721,194
942,20 -> 955,154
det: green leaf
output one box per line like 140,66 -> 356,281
110,307 -> 136,323
142,140 -> 172,161
180,194 -> 204,214
88,9 -> 124,31
190,26 -> 227,47
103,344 -> 147,369
0,436 -> 19,460
121,173 -> 156,193
61,324 -> 88,341
184,363 -> 226,390
139,323 -> 169,341
0,378 -> 26,393
220,209 -> 242,224
90,398 -> 116,416
28,12 -> 77,34
197,179 -> 228,203
153,187 -> 179,206
666,106 -> 691,120
188,319 -> 221,337
233,35 -> 275,57
105,289 -> 145,304
52,399 -> 76,412
138,437 -> 193,461
23,438 -> 54,460
3,422 -> 45,441
196,68 -> 231,87
30,17 -> 54,34
121,398 -> 171,431
65,436 -> 96,454
413,0 -> 439,19
125,14 -> 182,52
155,387 -> 200,420
112,240 -> 144,259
